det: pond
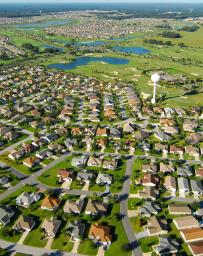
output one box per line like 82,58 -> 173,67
75,41 -> 107,47
15,19 -> 72,30
113,46 -> 150,55
42,45 -> 64,52
48,56 -> 129,70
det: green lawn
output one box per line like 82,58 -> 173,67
78,240 -> 98,255
0,153 -> 31,175
139,236 -> 159,253
128,198 -> 143,210
38,155 -> 73,187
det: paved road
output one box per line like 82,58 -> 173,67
0,239 -> 78,256
0,162 -> 27,179
120,157 -> 143,256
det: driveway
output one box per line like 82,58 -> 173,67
61,180 -> 72,190
45,236 -> 54,249
71,240 -> 80,253
18,230 -> 30,245
97,246 -> 105,256
82,180 -> 90,191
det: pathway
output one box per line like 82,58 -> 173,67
18,230 -> 30,245
97,246 -> 105,256
71,240 -> 80,253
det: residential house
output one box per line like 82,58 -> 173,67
181,227 -> 203,243
123,122 -> 137,133
96,173 -> 112,185
14,215 -> 35,231
41,133 -> 58,144
145,216 -> 167,236
160,162 -> 174,174
154,237 -> 178,255
191,180 -> 203,196
77,170 -> 94,182
57,169 -> 74,183
0,206 -> 15,226
23,157 -> 40,168
174,215 -> 199,230
16,192 -> 40,208
139,186 -> 157,200
170,145 -> 184,155
41,196 -> 61,211
102,158 -> 118,170
140,173 -> 159,187
36,149 -> 53,160
63,196 -> 85,214
66,221 -> 86,241
140,201 -> 161,217
185,146 -> 200,158
164,176 -> 176,194
88,223 -> 112,245
71,155 -> 88,168
188,241 -> 203,256
41,218 -> 61,237
168,204 -> 191,215
177,165 -> 193,177
96,128 -> 108,137
178,177 -> 190,194
87,156 -> 102,167
85,199 -> 108,215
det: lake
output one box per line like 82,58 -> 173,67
15,19 -> 72,30
113,46 -> 150,55
48,56 -> 129,70
42,45 -> 64,52
75,41 -> 107,47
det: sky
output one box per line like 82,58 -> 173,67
0,0 -> 203,3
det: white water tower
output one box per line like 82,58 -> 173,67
151,73 -> 160,104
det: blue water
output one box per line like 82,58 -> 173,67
42,45 -> 64,52
76,41 -> 107,47
113,46 -> 150,55
48,56 -> 129,70
15,19 -> 72,30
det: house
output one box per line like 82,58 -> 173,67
0,176 -> 9,186
196,167 -> 203,178
64,138 -> 77,149
178,177 -> 190,194
8,148 -> 25,160
0,206 -> 15,226
177,165 -> 193,177
57,169 -> 74,183
109,127 -> 121,139
96,173 -> 112,185
66,221 -> 86,241
188,241 -> 203,256
140,173 -> 159,187
87,156 -> 102,167
185,145 -> 200,158
183,120 -> 197,132
14,215 -> 35,231
102,159 -> 118,170
168,204 -> 191,215
140,201 -> 161,217
41,133 -> 58,144
63,196 -> 85,214
88,223 -> 112,245
96,128 -> 108,137
181,227 -> 203,243
16,192 -> 40,208
71,127 -> 82,136
154,237 -> 178,255
36,149 -> 53,160
170,145 -> 184,154
154,130 -> 172,142
155,143 -> 168,153
23,157 -> 40,168
123,122 -> 137,133
0,126 -> 11,136
41,218 -> 61,237
174,215 -> 199,230
163,126 -> 179,135
41,196 -> 61,211
139,186 -> 157,200
71,155 -> 88,168
85,199 -> 108,215
77,170 -> 94,182
142,164 -> 157,173
191,180 -> 203,195
145,216 -> 167,236
160,162 -> 174,174
48,143 -> 64,153
164,176 -> 176,194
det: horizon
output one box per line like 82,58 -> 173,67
1,0 -> 203,4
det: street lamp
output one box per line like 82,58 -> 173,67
151,73 -> 160,104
